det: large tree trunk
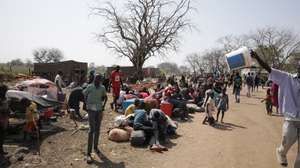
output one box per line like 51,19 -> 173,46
135,65 -> 143,81
132,55 -> 144,82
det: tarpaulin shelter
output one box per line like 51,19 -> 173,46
16,78 -> 58,100
6,90 -> 61,108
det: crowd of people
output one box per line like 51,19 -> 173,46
1,51 -> 299,167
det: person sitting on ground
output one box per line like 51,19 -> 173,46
216,88 -> 229,123
22,98 -> 39,141
139,87 -> 150,98
149,109 -> 169,144
124,99 -> 140,117
133,103 -> 167,152
180,87 -> 193,101
261,88 -> 272,116
0,84 -> 9,157
163,87 -> 189,121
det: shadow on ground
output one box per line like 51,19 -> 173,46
92,151 -> 126,168
213,122 -> 247,131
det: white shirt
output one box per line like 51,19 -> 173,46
55,74 -> 65,89
269,68 -> 300,121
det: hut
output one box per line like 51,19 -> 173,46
33,60 -> 88,84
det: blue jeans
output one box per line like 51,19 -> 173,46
87,110 -> 103,154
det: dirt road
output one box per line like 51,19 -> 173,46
7,87 -> 297,168
146,87 -> 297,168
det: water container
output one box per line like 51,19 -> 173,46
160,102 -> 173,117
225,47 -> 253,71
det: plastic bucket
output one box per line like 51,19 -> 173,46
225,46 -> 253,70
160,102 -> 173,117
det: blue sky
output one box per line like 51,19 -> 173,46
0,0 -> 299,67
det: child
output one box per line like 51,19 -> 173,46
22,98 -> 39,140
261,88 -> 272,115
202,90 -> 215,126
216,88 -> 229,123
124,99 -> 140,117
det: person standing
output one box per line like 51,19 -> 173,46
254,73 -> 261,91
110,66 -> 123,111
233,72 -> 242,103
0,84 -> 9,157
87,70 -> 95,84
22,98 -> 39,141
251,51 -> 300,167
54,71 -> 65,91
83,74 -> 107,164
246,72 -> 253,97
216,88 -> 229,123
55,71 -> 66,102
261,88 -> 272,115
271,82 -> 279,114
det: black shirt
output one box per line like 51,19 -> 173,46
68,87 -> 84,109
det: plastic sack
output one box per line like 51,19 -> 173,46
114,115 -> 127,127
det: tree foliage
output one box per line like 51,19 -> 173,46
93,0 -> 192,79
33,48 -> 64,63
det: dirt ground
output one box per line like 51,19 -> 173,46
3,86 -> 297,168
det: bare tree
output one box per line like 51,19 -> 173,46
217,35 -> 249,53
185,53 -> 206,74
25,59 -> 33,67
93,0 -> 192,79
179,65 -> 190,74
33,48 -> 64,63
8,59 -> 24,66
186,48 -> 227,75
249,27 -> 300,69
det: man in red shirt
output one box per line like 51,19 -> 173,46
110,66 -> 123,111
